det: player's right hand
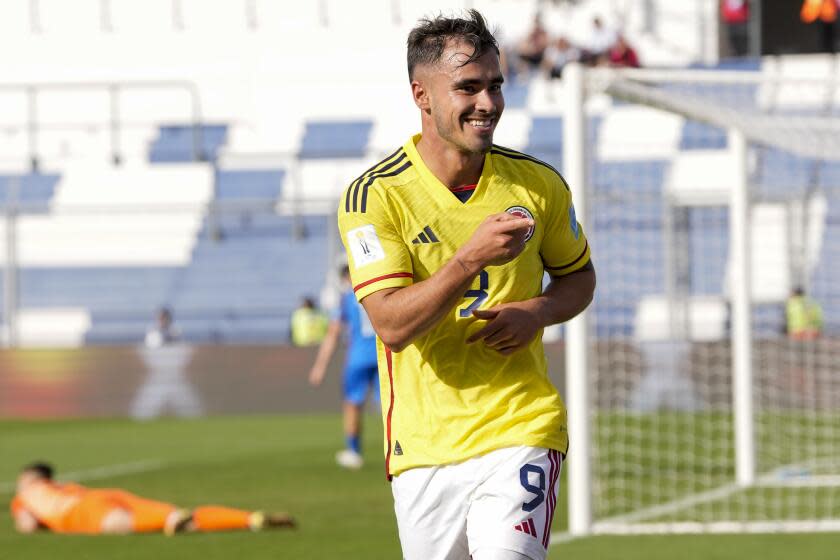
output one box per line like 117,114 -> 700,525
457,213 -> 533,270
308,366 -> 325,387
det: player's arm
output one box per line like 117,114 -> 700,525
468,260 -> 595,354
469,174 -> 595,354
308,319 -> 343,386
13,506 -> 41,533
361,213 -> 534,352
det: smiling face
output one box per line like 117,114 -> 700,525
412,39 -> 505,156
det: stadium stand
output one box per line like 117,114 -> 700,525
0,0 -> 836,346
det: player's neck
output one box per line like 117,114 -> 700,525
415,133 -> 485,189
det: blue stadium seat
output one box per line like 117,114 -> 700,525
525,116 -> 563,170
19,267 -> 177,313
592,160 -> 668,196
679,120 -> 727,150
688,207 -> 728,295
148,124 -> 228,162
298,120 -> 372,159
753,303 -> 785,337
0,173 -> 60,212
691,58 -> 762,72
819,161 -> 840,188
810,200 -> 840,333
753,147 -> 821,198
159,212 -> 331,342
199,213 -> 328,241
214,169 -> 285,200
589,199 -> 666,338
504,80 -> 529,109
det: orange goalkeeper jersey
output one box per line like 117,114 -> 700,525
11,480 -> 86,532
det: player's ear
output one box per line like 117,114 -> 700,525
411,79 -> 430,112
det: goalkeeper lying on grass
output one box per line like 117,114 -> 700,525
11,461 -> 295,535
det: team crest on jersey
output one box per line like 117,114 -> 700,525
505,206 -> 535,241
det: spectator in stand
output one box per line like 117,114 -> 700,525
581,16 -> 617,64
541,36 -> 582,79
290,296 -> 329,347
605,34 -> 640,68
513,13 -> 550,78
801,0 -> 838,53
721,0 -> 750,57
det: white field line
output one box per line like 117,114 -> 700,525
593,482 -> 746,526
589,520 -> 840,535
549,458 -> 840,544
0,459 -> 167,494
757,474 -> 840,488
551,517 -> 840,544
548,483 -> 746,546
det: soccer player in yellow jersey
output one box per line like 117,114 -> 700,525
337,10 -> 595,560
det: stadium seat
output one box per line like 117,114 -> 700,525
149,124 -> 229,163
214,169 -> 285,200
0,173 -> 60,212
298,120 -> 373,159
679,120 -> 727,151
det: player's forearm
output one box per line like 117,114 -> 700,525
311,323 -> 341,371
365,256 -> 480,352
14,512 -> 39,533
528,262 -> 596,327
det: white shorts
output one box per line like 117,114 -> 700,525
391,446 -> 563,560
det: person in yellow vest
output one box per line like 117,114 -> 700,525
801,0 -> 838,52
290,296 -> 329,346
786,286 -> 824,340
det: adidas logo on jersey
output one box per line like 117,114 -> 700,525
393,440 -> 403,455
410,226 -> 439,245
513,518 -> 538,538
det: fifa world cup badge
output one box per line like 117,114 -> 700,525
347,224 -> 386,267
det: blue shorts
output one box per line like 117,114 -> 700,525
343,363 -> 379,405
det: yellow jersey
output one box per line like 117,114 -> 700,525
338,134 -> 591,477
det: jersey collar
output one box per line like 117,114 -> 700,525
403,133 -> 495,206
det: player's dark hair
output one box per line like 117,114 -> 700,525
22,461 -> 54,480
407,9 -> 499,80
340,264 -> 350,278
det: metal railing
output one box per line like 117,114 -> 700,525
0,81 -> 206,171
23,0 -> 482,32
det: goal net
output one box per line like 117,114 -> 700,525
565,61 -> 840,534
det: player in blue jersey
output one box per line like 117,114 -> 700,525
309,265 -> 380,469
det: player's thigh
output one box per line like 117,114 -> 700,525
99,508 -> 133,534
466,447 -> 564,560
62,493 -> 123,534
472,549 -> 533,560
391,464 -> 473,560
343,364 -> 376,405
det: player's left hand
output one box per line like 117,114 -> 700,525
466,304 -> 541,355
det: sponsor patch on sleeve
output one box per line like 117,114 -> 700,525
347,224 -> 386,267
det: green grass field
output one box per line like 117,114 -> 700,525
2,414 -> 840,559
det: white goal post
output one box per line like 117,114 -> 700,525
562,61 -> 840,536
